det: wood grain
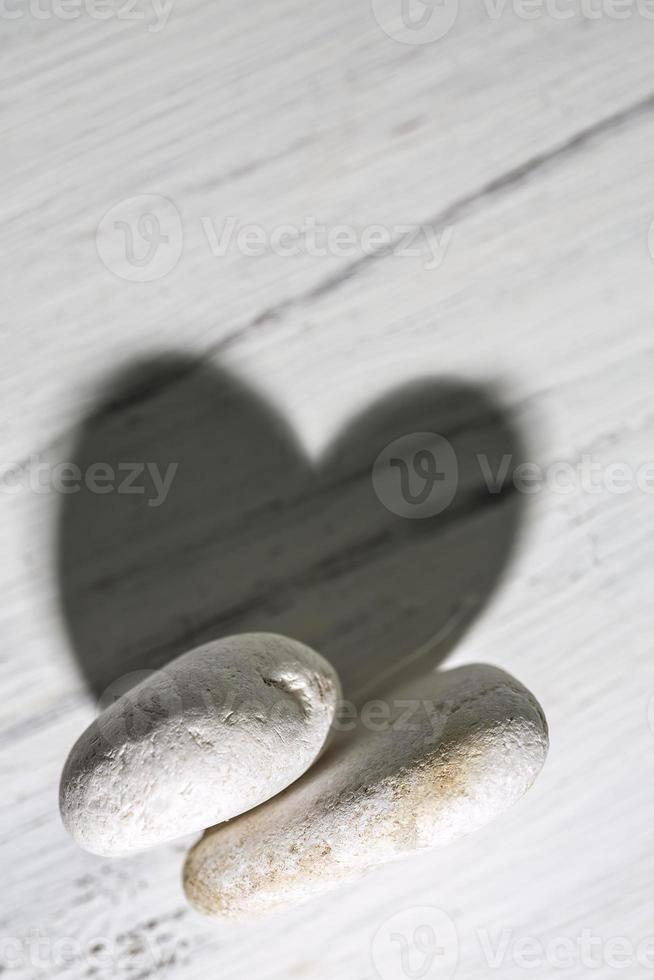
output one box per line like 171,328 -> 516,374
2,0 -> 654,977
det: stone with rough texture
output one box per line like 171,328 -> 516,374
59,633 -> 341,856
183,663 -> 548,919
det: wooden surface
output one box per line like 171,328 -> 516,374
2,1 -> 654,977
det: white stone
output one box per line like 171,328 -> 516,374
59,633 -> 341,856
183,663 -> 548,919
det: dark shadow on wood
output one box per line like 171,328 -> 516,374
57,354 -> 527,704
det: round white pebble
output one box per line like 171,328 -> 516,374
183,663 -> 548,918
59,633 -> 341,856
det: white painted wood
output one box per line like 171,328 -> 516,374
2,0 -> 654,977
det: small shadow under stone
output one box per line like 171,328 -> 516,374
57,354 -> 527,705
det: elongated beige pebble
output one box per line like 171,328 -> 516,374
59,633 -> 340,856
184,664 -> 548,918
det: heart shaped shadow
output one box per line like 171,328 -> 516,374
58,354 -> 526,704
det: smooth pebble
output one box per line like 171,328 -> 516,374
183,663 -> 548,918
60,633 -> 341,856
